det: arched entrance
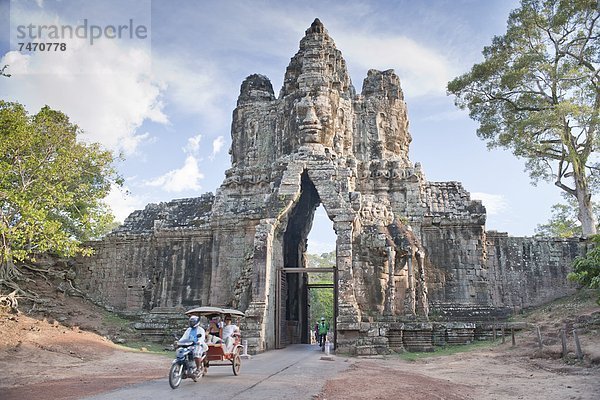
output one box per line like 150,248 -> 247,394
275,171 -> 337,348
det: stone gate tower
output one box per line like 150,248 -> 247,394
76,19 -> 582,355
213,19 -> 433,350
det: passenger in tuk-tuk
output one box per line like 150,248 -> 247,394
206,317 -> 222,344
222,315 -> 240,353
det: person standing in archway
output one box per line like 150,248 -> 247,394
317,317 -> 329,350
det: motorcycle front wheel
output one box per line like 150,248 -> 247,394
169,363 -> 183,389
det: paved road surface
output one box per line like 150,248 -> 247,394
84,344 -> 351,400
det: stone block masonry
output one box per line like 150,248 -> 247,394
74,19 -> 584,355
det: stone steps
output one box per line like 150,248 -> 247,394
430,304 -> 513,322
133,309 -> 188,342
402,323 -> 434,352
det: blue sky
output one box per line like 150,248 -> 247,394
1,0 -> 567,254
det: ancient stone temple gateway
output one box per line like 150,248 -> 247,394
75,19 -> 582,355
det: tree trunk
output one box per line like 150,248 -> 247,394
0,258 -> 20,282
577,193 -> 597,237
574,172 -> 597,237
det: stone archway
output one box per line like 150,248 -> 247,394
276,171 -> 337,348
73,18 -> 585,357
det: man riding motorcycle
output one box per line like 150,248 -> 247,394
179,315 -> 208,375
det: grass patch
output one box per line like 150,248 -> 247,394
395,340 -> 500,362
100,310 -> 135,328
118,341 -> 172,356
509,288 -> 600,324
97,310 -> 172,356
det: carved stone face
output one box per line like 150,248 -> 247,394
299,104 -> 322,143
295,91 -> 334,146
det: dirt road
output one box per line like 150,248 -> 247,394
318,346 -> 599,400
1,309 -> 599,399
85,344 -> 350,400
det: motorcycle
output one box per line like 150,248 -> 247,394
168,339 -> 206,389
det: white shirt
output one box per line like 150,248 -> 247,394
180,326 -> 206,344
222,323 -> 239,340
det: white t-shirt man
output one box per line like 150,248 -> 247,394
222,319 -> 240,352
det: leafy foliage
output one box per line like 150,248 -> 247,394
309,287 -> 334,329
568,235 -> 600,304
0,101 -> 121,276
536,203 -> 582,237
307,251 -> 336,279
306,251 -> 335,327
535,196 -> 600,237
448,0 -> 600,236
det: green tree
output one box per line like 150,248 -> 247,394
535,196 -> 600,237
0,101 -> 121,298
568,234 -> 600,304
309,288 -> 334,329
448,0 -> 600,236
306,251 -> 335,328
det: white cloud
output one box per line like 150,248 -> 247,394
307,205 -> 336,254
1,42 -> 166,155
216,7 -> 456,98
1,5 -> 166,156
119,131 -> 153,156
335,33 -> 455,97
104,184 -> 146,222
420,108 -> 469,122
307,239 -> 336,255
153,57 -> 229,127
184,134 -> 202,155
471,192 -> 509,216
144,155 -> 204,192
211,136 -> 225,158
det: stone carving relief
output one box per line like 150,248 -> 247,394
245,120 -> 259,164
353,214 -> 429,318
223,168 -> 272,189
290,89 -> 352,155
76,18 -> 581,357
359,199 -> 394,226
356,161 -> 421,188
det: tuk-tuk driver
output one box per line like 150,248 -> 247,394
180,316 -> 208,374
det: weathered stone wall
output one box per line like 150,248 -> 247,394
486,232 -> 582,311
75,232 -> 215,313
73,19 -> 584,355
74,196 -> 215,314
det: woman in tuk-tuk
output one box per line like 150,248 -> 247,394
206,317 -> 222,344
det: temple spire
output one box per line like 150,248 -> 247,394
280,18 -> 354,98
305,18 -> 325,35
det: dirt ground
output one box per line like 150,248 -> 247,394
318,345 -> 599,400
318,293 -> 600,400
0,313 -> 171,400
0,268 -> 171,400
1,270 -> 599,400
